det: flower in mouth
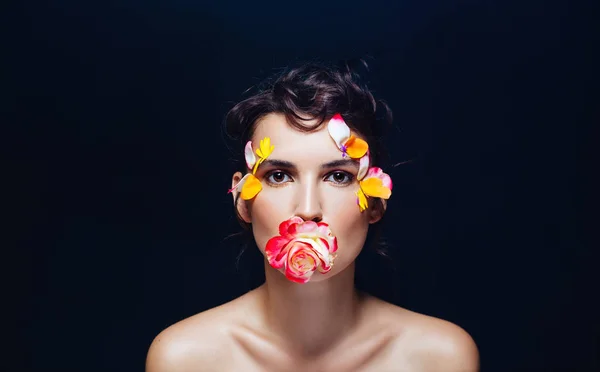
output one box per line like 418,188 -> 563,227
265,217 -> 338,284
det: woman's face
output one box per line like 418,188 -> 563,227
233,113 -> 383,281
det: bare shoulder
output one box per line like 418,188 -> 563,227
145,293 -> 252,372
369,298 -> 480,372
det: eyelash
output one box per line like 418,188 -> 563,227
264,170 -> 354,186
265,171 -> 293,186
324,171 -> 354,186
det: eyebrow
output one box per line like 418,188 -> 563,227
260,158 -> 358,171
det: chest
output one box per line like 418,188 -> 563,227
221,331 -> 409,372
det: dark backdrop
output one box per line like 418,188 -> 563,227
8,1 -> 595,371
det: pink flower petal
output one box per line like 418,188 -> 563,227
295,238 -> 332,268
265,236 -> 292,269
315,222 -> 332,236
278,217 -> 304,237
364,167 -> 393,190
227,173 -> 251,194
287,220 -> 320,236
284,244 -> 318,283
327,113 -> 350,150
329,236 -> 338,253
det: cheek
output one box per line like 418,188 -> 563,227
322,186 -> 370,256
249,188 -> 294,252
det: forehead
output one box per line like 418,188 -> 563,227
251,113 -> 340,162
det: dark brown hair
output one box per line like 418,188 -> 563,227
223,59 -> 397,290
225,59 -> 393,170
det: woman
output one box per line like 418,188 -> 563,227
146,61 -> 479,371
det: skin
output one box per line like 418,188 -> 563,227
146,113 -> 480,371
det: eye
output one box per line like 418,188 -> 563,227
325,171 -> 354,185
266,171 -> 292,185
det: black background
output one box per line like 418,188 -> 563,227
8,0 -> 595,371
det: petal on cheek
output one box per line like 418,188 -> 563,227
240,174 -> 263,200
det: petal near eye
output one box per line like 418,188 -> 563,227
365,167 -> 393,190
357,152 -> 370,180
360,177 -> 392,200
356,188 -> 369,212
240,174 -> 263,200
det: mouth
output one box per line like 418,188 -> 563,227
265,217 -> 338,284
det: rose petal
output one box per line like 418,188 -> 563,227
327,113 -> 350,149
316,222 -> 332,237
287,220 -> 319,237
240,174 -> 262,200
288,247 -> 318,274
329,236 -> 338,253
285,269 -> 313,284
265,236 -> 292,268
295,238 -> 332,269
278,217 -> 304,237
284,244 -> 318,283
244,141 -> 256,170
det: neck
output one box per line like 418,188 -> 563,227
256,261 -> 364,357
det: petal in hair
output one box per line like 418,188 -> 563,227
244,141 -> 256,170
344,135 -> 369,159
327,113 -> 350,149
253,137 -> 274,173
364,167 -> 393,191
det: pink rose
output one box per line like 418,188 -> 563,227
265,217 -> 338,284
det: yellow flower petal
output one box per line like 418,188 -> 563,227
345,136 -> 369,159
256,137 -> 274,159
241,174 -> 262,200
252,157 -> 264,174
360,177 -> 392,199
356,188 -> 369,212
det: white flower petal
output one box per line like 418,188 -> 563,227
327,114 -> 350,149
244,141 -> 256,170
357,152 -> 370,180
230,173 -> 251,192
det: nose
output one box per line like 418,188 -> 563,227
294,181 -> 323,223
